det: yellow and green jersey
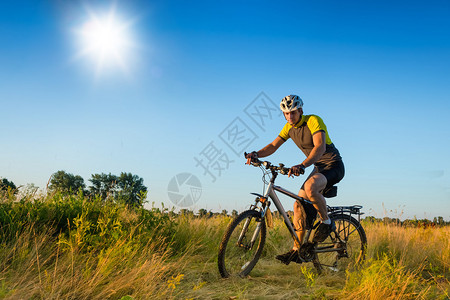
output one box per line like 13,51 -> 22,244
279,114 -> 342,169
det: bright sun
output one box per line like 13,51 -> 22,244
74,5 -> 135,76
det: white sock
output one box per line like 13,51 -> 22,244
322,218 -> 331,225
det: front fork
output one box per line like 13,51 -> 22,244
237,195 -> 270,249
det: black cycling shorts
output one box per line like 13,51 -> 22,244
320,160 -> 345,189
301,160 -> 345,190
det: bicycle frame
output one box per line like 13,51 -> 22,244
249,171 -> 310,249
250,172 -> 359,256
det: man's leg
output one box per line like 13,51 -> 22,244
292,199 -> 307,250
276,172 -> 331,264
275,195 -> 308,264
303,173 -> 328,221
303,173 -> 337,242
292,168 -> 325,249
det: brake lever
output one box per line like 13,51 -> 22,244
251,161 -> 261,167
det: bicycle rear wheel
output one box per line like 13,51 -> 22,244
313,214 -> 366,273
218,209 -> 266,278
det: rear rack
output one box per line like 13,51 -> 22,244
328,205 -> 364,221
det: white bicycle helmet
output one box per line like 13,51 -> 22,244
280,95 -> 303,112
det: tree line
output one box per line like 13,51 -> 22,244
171,208 -> 448,226
1,177 -> 447,224
363,215 -> 449,227
174,208 -> 239,218
0,171 -> 147,207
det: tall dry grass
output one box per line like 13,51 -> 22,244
1,192 -> 449,299
171,216 -> 449,299
1,228 -> 178,299
341,222 -> 450,299
0,192 -> 192,299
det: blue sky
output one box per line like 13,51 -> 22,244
1,0 -> 449,220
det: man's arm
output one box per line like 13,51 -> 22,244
257,136 -> 285,158
302,131 -> 326,168
246,137 -> 285,164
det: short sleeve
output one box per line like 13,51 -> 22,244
306,115 -> 327,135
278,123 -> 291,141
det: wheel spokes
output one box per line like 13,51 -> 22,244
313,217 -> 366,272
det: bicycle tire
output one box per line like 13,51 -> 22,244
218,209 -> 266,278
313,214 -> 367,273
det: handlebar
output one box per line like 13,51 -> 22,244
244,152 -> 291,175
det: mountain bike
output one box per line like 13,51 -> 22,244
218,155 -> 367,278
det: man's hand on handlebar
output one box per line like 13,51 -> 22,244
288,164 -> 306,178
245,151 -> 259,165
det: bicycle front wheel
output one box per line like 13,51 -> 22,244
218,209 -> 266,278
314,214 -> 367,273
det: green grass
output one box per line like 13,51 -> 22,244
0,192 -> 449,299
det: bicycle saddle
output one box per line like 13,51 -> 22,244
322,186 -> 337,198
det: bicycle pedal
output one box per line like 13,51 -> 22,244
276,249 -> 302,265
275,256 -> 292,265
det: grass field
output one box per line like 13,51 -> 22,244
0,192 -> 449,299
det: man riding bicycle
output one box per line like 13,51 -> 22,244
245,94 -> 345,265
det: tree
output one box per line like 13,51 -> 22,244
48,171 -> 85,194
89,172 -> 147,207
231,210 -> 238,217
198,208 -> 207,217
116,172 -> 147,207
221,209 -> 228,216
0,178 -> 17,194
89,173 -> 118,200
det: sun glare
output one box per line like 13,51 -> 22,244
74,5 -> 136,76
